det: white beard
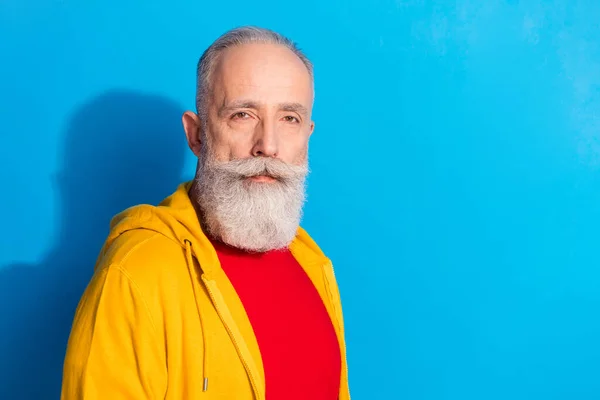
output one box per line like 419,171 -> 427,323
194,146 -> 309,252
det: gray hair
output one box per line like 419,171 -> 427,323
195,26 -> 314,119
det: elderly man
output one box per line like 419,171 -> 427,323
61,26 -> 350,400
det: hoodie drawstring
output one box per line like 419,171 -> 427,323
184,239 -> 209,392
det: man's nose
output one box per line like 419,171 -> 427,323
251,120 -> 278,157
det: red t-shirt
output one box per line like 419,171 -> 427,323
213,240 -> 341,399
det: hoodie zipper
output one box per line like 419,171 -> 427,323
202,277 -> 263,400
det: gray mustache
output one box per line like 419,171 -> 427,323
214,157 -> 308,180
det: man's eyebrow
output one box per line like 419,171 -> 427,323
279,102 -> 309,116
217,100 -> 309,117
218,100 -> 261,117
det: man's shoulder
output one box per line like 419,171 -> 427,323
90,229 -> 198,331
97,229 -> 188,286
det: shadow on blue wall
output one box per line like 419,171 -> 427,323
0,90 -> 186,399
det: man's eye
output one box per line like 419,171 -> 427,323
283,115 -> 299,123
232,112 -> 250,119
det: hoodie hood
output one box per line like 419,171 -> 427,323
102,181 -> 217,278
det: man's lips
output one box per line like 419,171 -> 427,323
246,175 -> 277,183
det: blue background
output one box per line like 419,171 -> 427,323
1,1 -> 600,399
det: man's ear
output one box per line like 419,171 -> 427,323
182,111 -> 202,157
309,120 -> 315,136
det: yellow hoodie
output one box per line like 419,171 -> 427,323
61,181 -> 351,400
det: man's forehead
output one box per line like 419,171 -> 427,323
211,44 -> 313,99
212,82 -> 313,116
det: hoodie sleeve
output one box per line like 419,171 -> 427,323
61,265 -> 167,399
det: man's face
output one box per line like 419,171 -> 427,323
190,42 -> 314,167
183,43 -> 315,251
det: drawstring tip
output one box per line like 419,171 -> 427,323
203,377 -> 209,392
